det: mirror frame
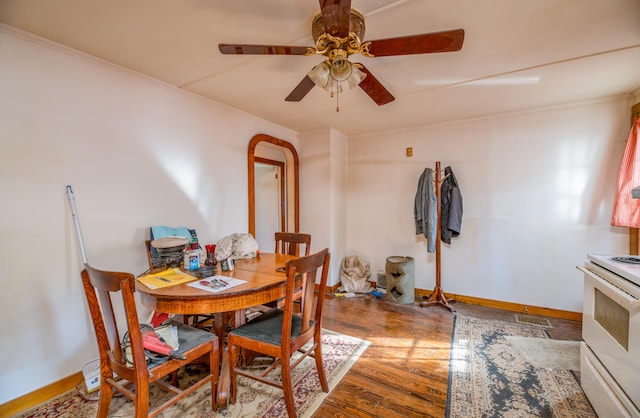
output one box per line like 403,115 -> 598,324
248,133 -> 299,238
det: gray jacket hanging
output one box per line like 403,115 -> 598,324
414,167 -> 437,253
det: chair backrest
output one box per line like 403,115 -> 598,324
81,264 -> 148,383
274,232 -> 311,257
144,239 -> 153,270
281,248 -> 330,344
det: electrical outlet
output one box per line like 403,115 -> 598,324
406,147 -> 413,157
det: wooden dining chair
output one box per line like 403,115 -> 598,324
81,264 -> 219,418
145,239 -> 154,270
274,232 -> 311,257
144,239 -> 215,329
227,248 -> 330,418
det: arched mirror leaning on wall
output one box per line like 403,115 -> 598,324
248,134 -> 299,251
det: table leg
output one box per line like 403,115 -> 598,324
217,347 -> 230,408
213,310 -> 245,409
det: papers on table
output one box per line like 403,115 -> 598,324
137,268 -> 197,289
188,275 -> 246,293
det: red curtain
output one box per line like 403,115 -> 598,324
611,118 -> 640,227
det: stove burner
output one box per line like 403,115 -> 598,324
611,256 -> 640,264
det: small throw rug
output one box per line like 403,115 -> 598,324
446,315 -> 596,418
504,336 -> 581,371
15,329 -> 369,418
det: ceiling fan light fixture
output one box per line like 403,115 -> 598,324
347,65 -> 367,89
308,61 -> 332,90
329,79 -> 343,94
330,58 -> 352,82
308,57 -> 366,94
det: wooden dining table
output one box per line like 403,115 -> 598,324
136,252 -> 296,409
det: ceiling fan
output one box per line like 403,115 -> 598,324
218,0 -> 464,110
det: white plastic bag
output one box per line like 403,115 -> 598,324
215,233 -> 259,261
338,255 -> 372,293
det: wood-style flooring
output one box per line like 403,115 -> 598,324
314,295 -> 582,418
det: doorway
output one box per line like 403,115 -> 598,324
254,158 -> 285,252
248,134 -> 299,247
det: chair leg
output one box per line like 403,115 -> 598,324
170,370 -> 179,387
280,360 -> 297,418
210,348 -> 218,410
97,382 -> 113,418
134,382 -> 150,418
314,339 -> 328,392
228,342 -> 238,404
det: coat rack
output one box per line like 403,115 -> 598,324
420,161 -> 456,312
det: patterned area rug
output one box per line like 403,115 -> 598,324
15,329 -> 369,418
446,315 -> 596,418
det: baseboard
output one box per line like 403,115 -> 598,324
0,371 -> 84,417
322,282 -> 341,293
328,281 -> 581,321
415,288 -> 582,321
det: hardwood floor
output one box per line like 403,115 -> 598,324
4,295 -> 581,417
314,295 -> 582,418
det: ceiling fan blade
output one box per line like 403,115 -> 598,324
218,44 -> 312,55
356,64 -> 395,106
285,75 -> 316,102
364,29 -> 464,57
319,0 -> 352,38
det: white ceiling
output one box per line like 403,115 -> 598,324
1,0 -> 639,137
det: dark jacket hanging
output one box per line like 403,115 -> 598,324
440,166 -> 463,244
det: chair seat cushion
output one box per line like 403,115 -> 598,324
229,309 -> 307,345
126,320 -> 215,368
163,319 -> 216,354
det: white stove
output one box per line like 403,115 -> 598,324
587,253 -> 640,287
579,254 -> 640,417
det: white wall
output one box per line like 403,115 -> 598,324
329,130 -> 349,284
0,26 -> 297,404
298,129 -> 349,286
299,131 -> 332,276
347,98 -> 633,312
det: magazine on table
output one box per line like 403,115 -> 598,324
187,275 -> 246,293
